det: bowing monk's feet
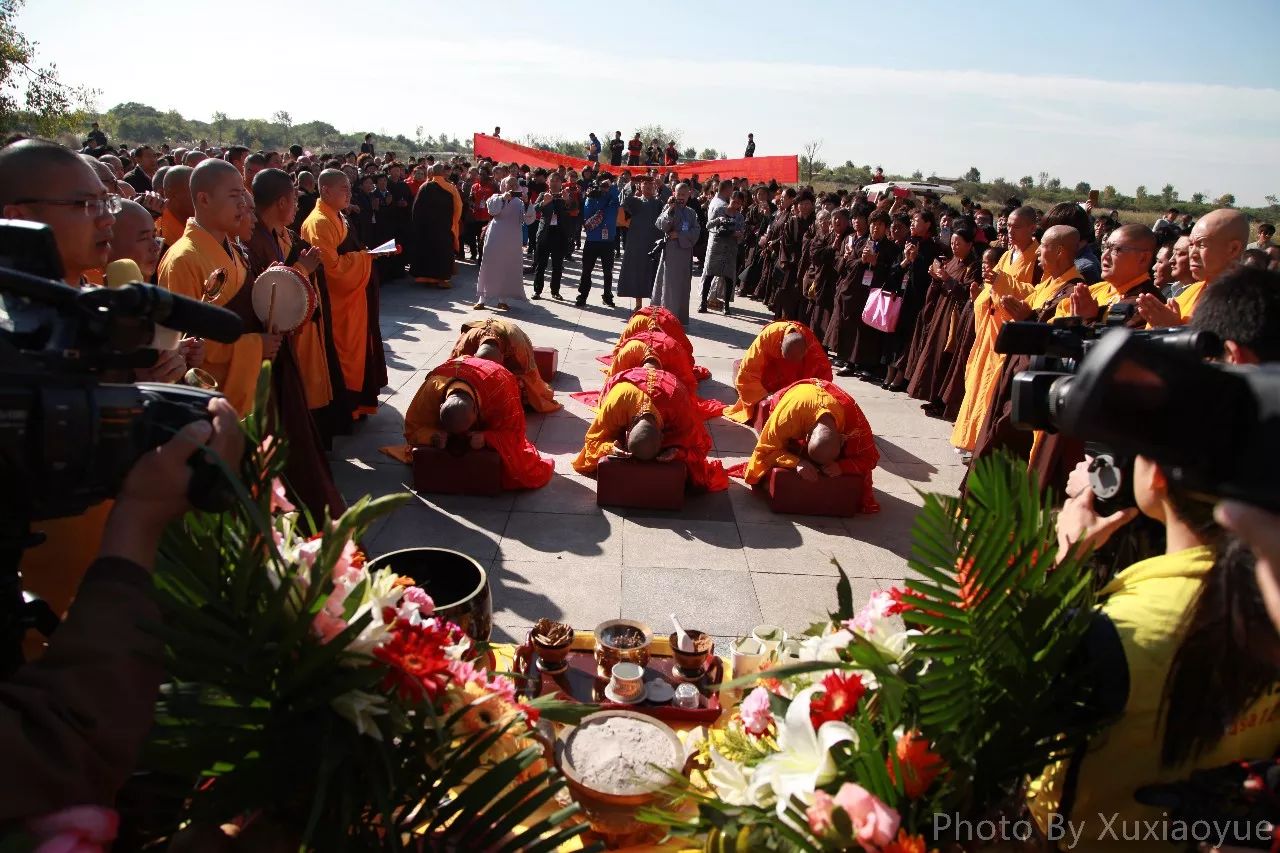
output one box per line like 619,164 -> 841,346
473,301 -> 486,310
497,302 -> 510,311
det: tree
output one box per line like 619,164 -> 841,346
1264,194 -> 1279,209
1135,186 -> 1149,205
963,166 -> 982,183
1074,181 -> 1091,195
682,146 -> 696,160
989,178 -> 1021,205
801,139 -> 824,183
1018,175 -> 1034,190
1216,193 -> 1236,207
1160,184 -> 1177,204
910,170 -> 923,181
1048,178 -> 1062,191
0,0 -> 98,136
1102,185 -> 1117,203
1190,192 -> 1205,205
272,110 -> 292,135
211,111 -> 228,144
1037,171 -> 1050,189
634,124 -> 681,149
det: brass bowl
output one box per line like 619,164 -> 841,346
668,629 -> 713,675
529,627 -> 575,671
593,619 -> 652,674
557,710 -> 684,845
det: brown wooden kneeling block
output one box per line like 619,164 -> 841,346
533,346 -> 558,382
412,445 -> 503,496
767,467 -> 862,517
596,455 -> 686,510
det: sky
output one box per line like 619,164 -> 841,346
18,0 -> 1280,205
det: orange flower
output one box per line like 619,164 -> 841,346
887,731 -> 945,799
881,828 -> 933,853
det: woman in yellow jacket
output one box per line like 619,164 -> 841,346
1027,455 -> 1280,852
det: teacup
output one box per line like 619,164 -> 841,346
609,662 -> 645,702
731,636 -> 767,681
751,624 -> 787,658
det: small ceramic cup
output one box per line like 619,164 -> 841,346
731,636 -> 767,681
751,624 -> 787,658
609,662 -> 645,701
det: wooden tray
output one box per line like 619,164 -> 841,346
513,631 -> 724,724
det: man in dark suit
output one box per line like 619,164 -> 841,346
531,173 -> 569,300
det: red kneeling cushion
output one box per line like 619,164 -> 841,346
596,455 -> 686,510
412,443 -> 503,496
533,347 -> 558,382
767,467 -> 863,517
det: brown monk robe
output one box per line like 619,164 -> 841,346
449,318 -> 561,413
825,212 -> 900,372
735,189 -> 775,297
933,246 -> 1004,421
302,169 -> 387,419
769,192 -> 816,321
243,169 -> 346,519
907,228 -> 981,408
749,190 -> 793,300
803,209 -> 852,340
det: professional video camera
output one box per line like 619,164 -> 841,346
0,218 -> 245,673
1003,317 -> 1279,513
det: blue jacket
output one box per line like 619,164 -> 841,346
582,186 -> 620,242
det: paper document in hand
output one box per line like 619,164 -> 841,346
368,238 -> 397,256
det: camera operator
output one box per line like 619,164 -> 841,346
1028,265 -> 1280,850
1,398 -> 242,820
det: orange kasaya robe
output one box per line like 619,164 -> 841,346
572,366 -> 728,492
449,318 -> 560,414
159,208 -> 186,248
598,306 -> 710,380
157,220 -> 264,414
262,226 -> 334,412
302,199 -> 372,412
723,320 -> 832,423
398,356 -> 552,490
950,240 -> 1039,452
729,379 -> 880,514
573,330 -> 724,419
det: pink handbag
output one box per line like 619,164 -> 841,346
861,287 -> 902,333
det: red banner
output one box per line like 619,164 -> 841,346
472,134 -> 798,184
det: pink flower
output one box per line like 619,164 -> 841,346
833,783 -> 900,851
806,789 -> 836,836
27,806 -> 118,853
312,610 -> 348,644
845,590 -> 899,635
739,686 -> 773,736
396,586 -> 435,624
269,477 -> 295,514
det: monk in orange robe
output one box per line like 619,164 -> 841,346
723,320 -> 832,423
600,305 -> 710,380
1134,208 -> 1248,327
573,329 -> 723,419
158,159 -> 276,415
729,378 -> 879,514
572,366 -> 728,492
399,356 -> 553,490
449,318 -> 561,414
302,168 -> 386,418
159,165 -> 193,250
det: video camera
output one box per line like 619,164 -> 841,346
1003,317 -> 1279,513
1,219 -> 245,673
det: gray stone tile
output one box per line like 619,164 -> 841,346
490,558 -> 622,631
330,430 -> 411,467
737,522 -> 851,576
510,473 -> 602,515
621,519 -> 747,570
367,503 -> 508,562
499,510 -> 623,562
622,567 -> 762,638
751,572 -> 881,635
708,420 -> 760,454
331,458 -> 415,505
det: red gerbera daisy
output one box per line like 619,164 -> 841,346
808,672 -> 866,729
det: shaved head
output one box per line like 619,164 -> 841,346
318,168 -> 349,191
1190,208 -> 1249,283
183,150 -> 207,167
626,417 -> 662,461
151,165 -> 170,197
190,158 -> 242,200
0,140 -> 94,206
251,167 -> 296,209
440,391 -> 478,434
108,198 -> 160,277
474,341 -> 503,363
781,330 -> 808,362
807,418 -> 841,466
1112,223 -> 1157,254
163,165 -> 194,220
1041,224 -> 1081,255
81,154 -> 115,191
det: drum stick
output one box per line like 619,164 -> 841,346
266,280 -> 279,334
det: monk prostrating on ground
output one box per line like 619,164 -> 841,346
395,356 -> 552,490
572,366 -> 728,492
729,378 -> 880,514
449,318 -> 561,413
601,305 -> 710,380
723,321 -> 832,424
574,329 -> 724,419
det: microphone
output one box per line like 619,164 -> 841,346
96,276 -> 244,344
104,258 -> 143,289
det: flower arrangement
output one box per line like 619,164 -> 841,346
644,454 -> 1106,851
124,371 -> 595,851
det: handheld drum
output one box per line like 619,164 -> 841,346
251,264 -> 318,333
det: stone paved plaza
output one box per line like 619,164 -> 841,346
330,255 -> 966,650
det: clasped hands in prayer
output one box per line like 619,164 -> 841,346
428,431 -> 486,450
610,445 -> 679,462
796,460 -> 842,481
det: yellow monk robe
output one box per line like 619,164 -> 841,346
1171,280 -> 1206,323
737,379 -> 879,514
270,227 -> 334,411
723,321 -> 831,423
1028,265 -> 1083,314
950,240 -> 1039,452
159,209 -> 185,247
449,318 -> 560,414
302,199 -> 372,404
1053,271 -> 1153,320
82,268 -> 104,286
19,502 -> 113,660
157,221 -> 264,414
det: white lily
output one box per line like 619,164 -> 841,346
331,689 -> 389,740
706,743 -> 757,806
749,686 -> 856,821
344,571 -> 405,655
797,627 -> 855,685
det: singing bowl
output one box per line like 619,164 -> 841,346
365,547 -> 492,643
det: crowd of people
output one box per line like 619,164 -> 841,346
3,119 -> 1280,851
